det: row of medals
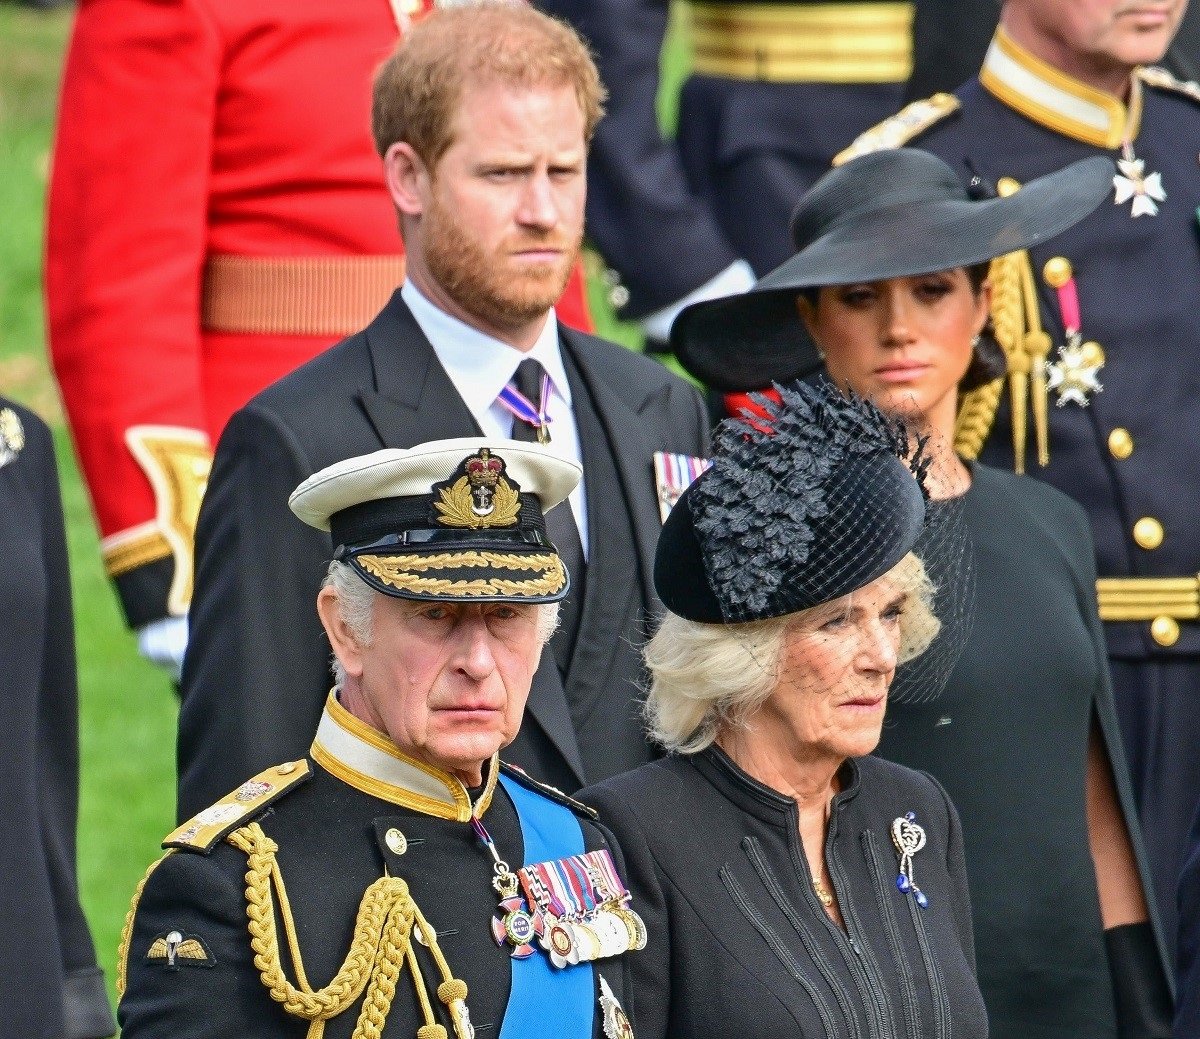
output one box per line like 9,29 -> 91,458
492,868 -> 648,967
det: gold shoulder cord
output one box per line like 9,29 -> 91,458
227,822 -> 473,1039
954,180 -> 1051,471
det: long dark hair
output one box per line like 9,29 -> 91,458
960,261 -> 1006,392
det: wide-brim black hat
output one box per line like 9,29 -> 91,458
670,149 -> 1115,391
290,438 -> 581,604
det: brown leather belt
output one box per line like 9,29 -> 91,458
687,2 -> 914,84
201,254 -> 407,337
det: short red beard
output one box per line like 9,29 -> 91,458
423,193 -> 579,335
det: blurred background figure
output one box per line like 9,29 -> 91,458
906,0 -> 1200,99
836,0 -> 1200,969
0,395 -> 115,1039
536,0 -> 915,348
671,149 -> 1174,1038
44,0 -> 595,684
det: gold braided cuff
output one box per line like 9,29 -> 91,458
688,2 -> 913,83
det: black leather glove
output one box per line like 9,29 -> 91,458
1105,922 -> 1173,1039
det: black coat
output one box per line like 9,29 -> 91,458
878,63 -> 1200,956
878,464 -> 1170,1038
581,748 -> 988,1039
1178,808 -> 1200,1034
179,293 -> 709,818
118,758 -> 635,1038
0,398 -> 115,1039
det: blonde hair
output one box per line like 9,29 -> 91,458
645,552 -> 940,753
371,1 -> 607,167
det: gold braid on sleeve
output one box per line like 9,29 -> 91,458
226,822 -> 474,1039
116,851 -> 174,997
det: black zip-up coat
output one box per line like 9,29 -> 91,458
583,747 -> 988,1038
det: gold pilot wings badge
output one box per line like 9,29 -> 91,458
145,930 -> 215,970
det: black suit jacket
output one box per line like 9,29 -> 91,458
178,293 -> 709,819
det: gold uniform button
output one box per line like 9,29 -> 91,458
1151,616 -> 1180,647
276,761 -> 297,776
1043,256 -> 1073,287
384,828 -> 408,855
1108,428 -> 1134,459
1133,517 -> 1164,550
996,176 -> 1022,197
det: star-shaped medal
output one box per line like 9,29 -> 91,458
1113,157 -> 1166,217
1047,334 -> 1105,407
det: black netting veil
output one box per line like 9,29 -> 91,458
654,380 -> 974,716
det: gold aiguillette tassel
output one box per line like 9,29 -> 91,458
1019,253 -> 1052,467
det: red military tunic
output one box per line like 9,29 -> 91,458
46,0 -> 593,629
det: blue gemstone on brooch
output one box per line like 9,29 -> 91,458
896,874 -> 911,893
914,887 -> 929,910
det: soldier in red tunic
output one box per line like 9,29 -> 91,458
45,0 -> 593,675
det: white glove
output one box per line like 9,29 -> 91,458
640,260 -> 758,345
136,614 -> 189,682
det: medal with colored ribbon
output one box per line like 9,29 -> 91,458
498,370 -> 552,444
1042,257 -> 1104,408
472,816 -> 542,958
518,851 -> 648,968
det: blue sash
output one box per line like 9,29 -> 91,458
497,773 -> 594,1039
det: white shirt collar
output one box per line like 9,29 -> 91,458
401,280 -> 572,417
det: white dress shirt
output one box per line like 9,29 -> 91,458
401,281 -> 588,555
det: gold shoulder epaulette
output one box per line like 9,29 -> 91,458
163,760 -> 311,854
499,761 -> 599,820
833,93 -> 960,166
1137,65 -> 1200,105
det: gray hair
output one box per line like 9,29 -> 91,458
644,552 -> 940,754
322,560 -> 560,686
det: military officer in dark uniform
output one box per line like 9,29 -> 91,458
836,0 -> 1200,961
536,0 -> 916,343
118,438 -> 641,1038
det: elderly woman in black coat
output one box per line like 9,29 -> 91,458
583,383 -> 987,1039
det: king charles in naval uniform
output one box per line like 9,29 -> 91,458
117,439 -> 641,1039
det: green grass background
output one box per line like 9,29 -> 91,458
0,2 -> 689,1019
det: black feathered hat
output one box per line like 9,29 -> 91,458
670,149 -> 1115,391
656,381 -> 929,624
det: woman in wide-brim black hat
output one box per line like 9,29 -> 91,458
670,149 -> 1174,1038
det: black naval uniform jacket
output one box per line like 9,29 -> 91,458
179,291 -> 709,818
0,398 -> 115,1039
536,0 -> 911,317
119,697 -> 635,1038
582,748 -> 988,1039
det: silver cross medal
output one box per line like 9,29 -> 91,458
1113,154 -> 1166,217
1047,331 -> 1104,407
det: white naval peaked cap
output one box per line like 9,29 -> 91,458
288,437 -> 582,533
